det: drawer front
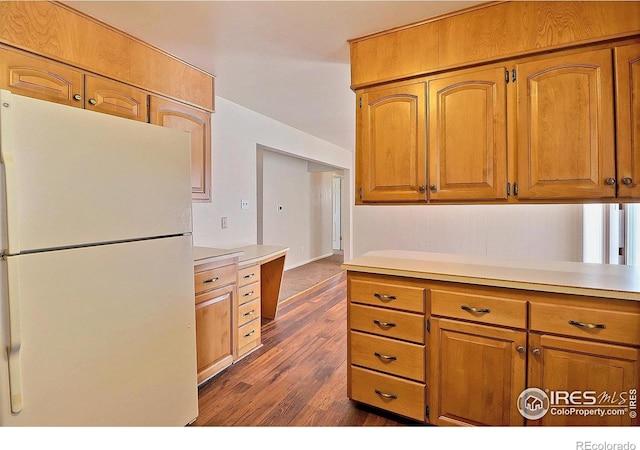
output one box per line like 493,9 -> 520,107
350,278 -> 425,313
238,298 -> 261,327
350,331 -> 425,382
238,281 -> 261,306
530,302 -> 640,346
238,320 -> 261,354
350,366 -> 425,422
431,289 -> 527,329
194,264 -> 236,295
238,265 -> 261,287
350,303 -> 425,344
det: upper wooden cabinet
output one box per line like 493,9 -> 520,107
427,66 -> 508,202
356,82 -> 427,203
85,74 -> 148,122
0,46 -> 84,108
515,49 -> 616,200
150,96 -> 212,203
615,43 -> 640,199
349,1 -> 640,89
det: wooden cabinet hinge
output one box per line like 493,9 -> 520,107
426,405 -> 430,420
359,97 -> 362,109
505,70 -> 510,84
359,187 -> 363,200
513,182 -> 518,196
427,318 -> 430,333
512,69 -> 516,83
507,182 -> 511,196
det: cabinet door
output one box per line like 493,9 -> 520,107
430,318 -> 526,426
615,43 -> 640,199
0,46 -> 83,108
357,83 -> 427,203
85,74 -> 148,122
150,96 -> 212,202
515,49 -> 616,200
195,285 -> 234,384
427,67 -> 508,201
528,333 -> 639,426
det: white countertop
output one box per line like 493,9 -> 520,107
342,250 -> 640,301
192,246 -> 243,266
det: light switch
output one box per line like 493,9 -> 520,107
221,217 -> 228,229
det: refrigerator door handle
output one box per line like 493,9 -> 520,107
6,257 -> 24,412
0,93 -> 22,255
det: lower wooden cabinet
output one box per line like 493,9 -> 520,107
194,257 -> 238,385
347,270 -> 640,427
528,333 -> 639,426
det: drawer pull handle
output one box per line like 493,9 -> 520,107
374,352 -> 397,362
373,319 -> 396,328
374,293 -> 396,301
375,389 -> 398,400
243,309 -> 255,317
243,273 -> 255,279
461,305 -> 490,314
243,330 -> 256,338
243,290 -> 254,297
203,277 -> 219,284
569,320 -> 606,330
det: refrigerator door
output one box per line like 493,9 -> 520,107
0,235 -> 198,426
0,90 -> 192,255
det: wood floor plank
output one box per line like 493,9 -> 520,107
192,271 -> 420,427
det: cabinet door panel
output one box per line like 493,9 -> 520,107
195,287 -> 233,384
516,49 -> 616,200
615,43 -> 640,199
428,67 -> 508,201
150,96 -> 211,202
0,46 -> 83,107
357,83 -> 426,203
85,74 -> 148,122
430,318 -> 526,426
528,334 -> 639,426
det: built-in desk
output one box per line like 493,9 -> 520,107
231,245 -> 289,320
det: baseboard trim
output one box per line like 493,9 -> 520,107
285,252 -> 334,271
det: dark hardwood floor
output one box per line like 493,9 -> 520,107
193,271 -> 420,427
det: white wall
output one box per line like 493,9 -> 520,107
353,203 -> 584,262
192,96 -> 353,262
259,150 -> 334,268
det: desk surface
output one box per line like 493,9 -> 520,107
231,245 -> 289,267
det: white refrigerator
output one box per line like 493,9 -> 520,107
0,90 -> 199,426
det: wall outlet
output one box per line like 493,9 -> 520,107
241,199 -> 249,210
221,216 -> 228,229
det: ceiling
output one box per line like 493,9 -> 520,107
65,1 -> 483,151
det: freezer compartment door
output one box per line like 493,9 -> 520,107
0,235 -> 198,426
0,90 -> 192,254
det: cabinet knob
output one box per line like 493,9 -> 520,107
532,348 -> 541,356
88,98 -> 97,106
418,185 -> 426,193
516,345 -> 525,354
430,185 -> 437,192
605,177 -> 616,186
621,177 -> 633,186
73,94 -> 82,102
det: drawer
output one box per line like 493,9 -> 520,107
238,281 -> 261,306
350,278 -> 425,313
350,303 -> 425,344
350,331 -> 425,382
194,264 -> 236,295
237,319 -> 261,355
530,302 -> 640,346
238,298 -> 261,327
238,265 -> 260,287
431,289 -> 527,329
350,366 -> 425,422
